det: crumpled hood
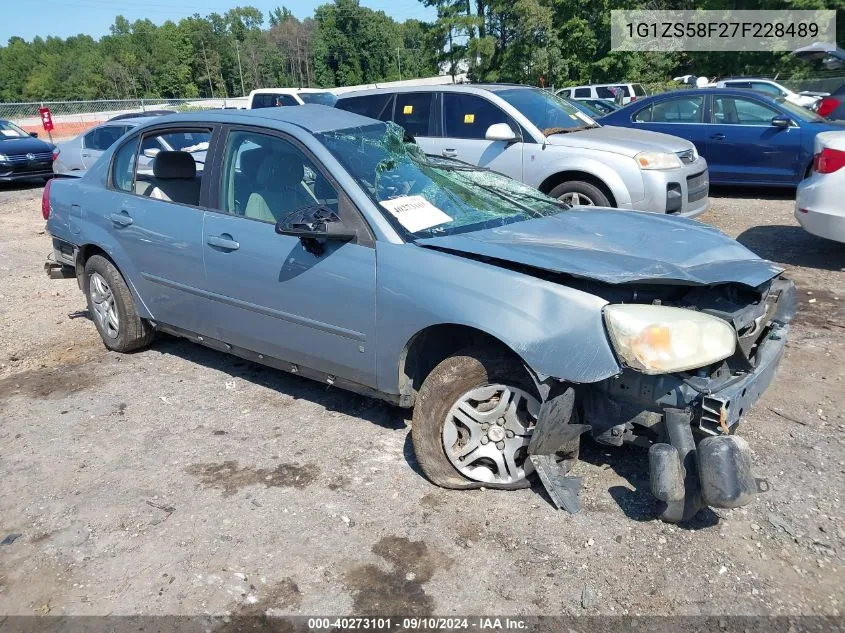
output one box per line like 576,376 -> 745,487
417,209 -> 783,287
545,125 -> 694,158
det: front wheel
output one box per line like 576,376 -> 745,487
549,180 -> 610,207
411,347 -> 540,490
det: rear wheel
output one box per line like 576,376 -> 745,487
549,180 -> 610,207
411,347 -> 540,490
83,255 -> 153,352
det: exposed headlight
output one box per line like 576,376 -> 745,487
635,151 -> 682,170
0,154 -> 8,162
603,304 -> 736,374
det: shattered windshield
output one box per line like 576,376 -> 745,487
494,88 -> 599,135
316,122 -> 567,239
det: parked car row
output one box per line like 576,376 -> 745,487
43,104 -> 795,523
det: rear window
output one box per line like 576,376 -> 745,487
633,84 -> 647,97
299,92 -> 337,106
336,94 -> 394,121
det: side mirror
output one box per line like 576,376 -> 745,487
485,123 -> 518,143
771,115 -> 792,128
275,205 -> 357,256
143,147 -> 161,158
29,132 -> 39,138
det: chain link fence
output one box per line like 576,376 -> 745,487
0,98 -> 248,140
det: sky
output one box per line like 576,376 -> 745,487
0,0 -> 437,44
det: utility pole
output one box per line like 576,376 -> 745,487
397,46 -> 402,81
201,40 -> 215,99
235,39 -> 246,96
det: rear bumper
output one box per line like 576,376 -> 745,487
795,176 -> 845,242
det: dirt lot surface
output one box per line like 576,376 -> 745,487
0,183 -> 843,618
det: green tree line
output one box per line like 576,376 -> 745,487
0,0 -> 843,103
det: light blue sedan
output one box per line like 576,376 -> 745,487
44,106 -> 795,522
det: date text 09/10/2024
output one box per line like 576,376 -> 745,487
307,617 -> 528,630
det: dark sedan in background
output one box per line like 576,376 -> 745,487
600,88 -> 845,187
0,119 -> 58,183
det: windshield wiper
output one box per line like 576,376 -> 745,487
543,125 -> 597,136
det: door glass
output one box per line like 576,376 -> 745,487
714,97 -> 779,125
220,130 -> 337,223
252,93 -> 298,108
574,88 -> 591,98
443,94 -> 511,140
393,92 -> 434,137
87,125 -> 130,151
336,94 -> 394,121
111,136 -> 140,192
751,82 -> 783,96
133,128 -> 211,205
595,86 -> 615,99
649,96 -> 704,122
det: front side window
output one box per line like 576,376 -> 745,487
220,130 -> 337,224
646,96 -> 705,123
317,122 -> 566,239
393,92 -> 434,137
252,93 -> 298,108
443,94 -> 512,140
495,88 -> 597,134
713,97 -> 779,125
132,128 -> 211,206
111,136 -> 139,192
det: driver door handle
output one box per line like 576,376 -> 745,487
442,149 -> 458,158
207,234 -> 240,251
710,133 -> 726,140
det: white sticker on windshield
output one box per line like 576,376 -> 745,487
380,195 -> 453,232
1,130 -> 23,138
574,111 -> 595,125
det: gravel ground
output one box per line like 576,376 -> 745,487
0,183 -> 843,618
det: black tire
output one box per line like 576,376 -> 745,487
411,346 -> 539,490
83,254 -> 153,352
549,180 -> 611,207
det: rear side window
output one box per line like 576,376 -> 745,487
251,93 -> 298,108
393,92 -> 434,137
336,94 -> 394,121
637,96 -> 704,123
443,93 -> 511,140
85,125 -> 130,151
574,88 -> 591,98
595,87 -> 614,99
111,137 -> 139,192
132,128 -> 212,206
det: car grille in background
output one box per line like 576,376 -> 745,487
687,170 -> 708,203
675,149 -> 695,164
3,151 -> 53,164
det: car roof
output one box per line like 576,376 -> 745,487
336,83 -> 535,98
146,104 -> 377,134
644,88 -> 783,99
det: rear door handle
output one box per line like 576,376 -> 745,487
710,133 -> 726,140
81,152 -> 90,158
442,149 -> 458,158
207,234 -> 240,251
109,212 -> 133,227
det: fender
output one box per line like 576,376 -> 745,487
375,242 -> 621,395
527,154 -> 641,208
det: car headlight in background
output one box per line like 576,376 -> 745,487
635,151 -> 682,170
604,304 -> 736,374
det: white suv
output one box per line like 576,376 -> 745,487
556,83 -> 648,105
247,88 -> 337,108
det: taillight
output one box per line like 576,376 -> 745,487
41,178 -> 52,220
51,147 -> 60,161
813,147 -> 845,174
816,97 -> 840,118
631,96 -> 637,102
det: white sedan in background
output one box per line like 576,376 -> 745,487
795,131 -> 845,243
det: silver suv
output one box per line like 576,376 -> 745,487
336,84 -> 709,217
